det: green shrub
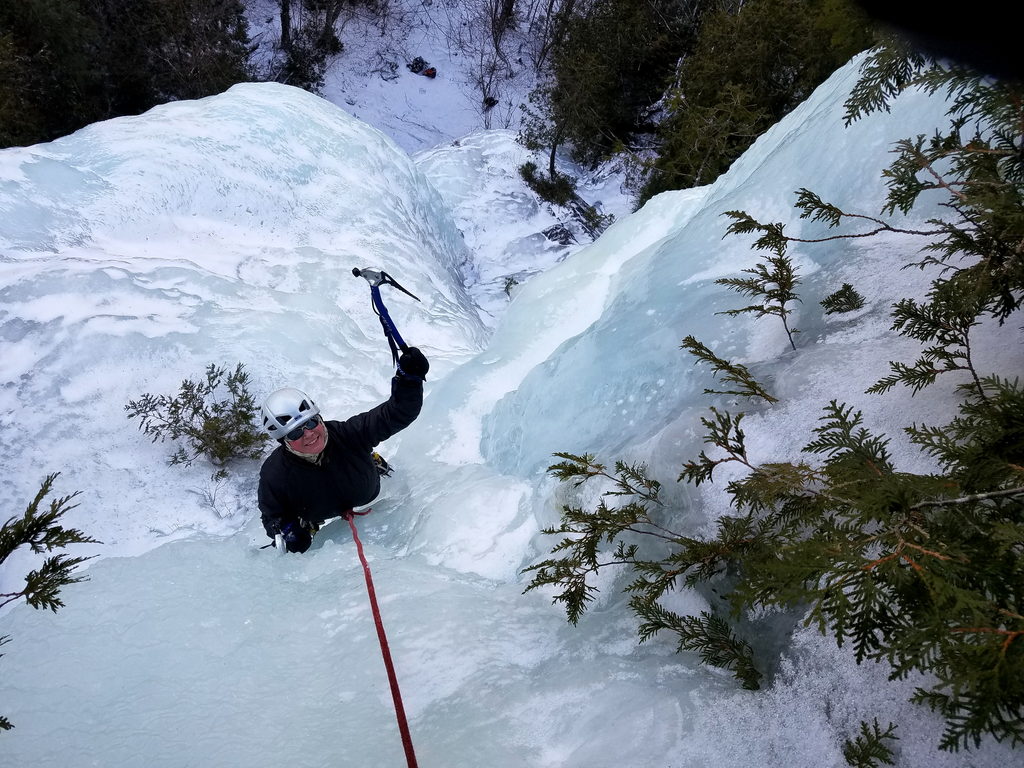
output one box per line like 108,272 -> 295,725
126,363 -> 268,473
520,161 -> 576,206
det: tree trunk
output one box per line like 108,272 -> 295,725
536,0 -> 576,69
280,0 -> 291,52
499,0 -> 515,29
316,1 -> 347,51
548,122 -> 565,178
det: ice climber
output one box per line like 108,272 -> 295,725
257,347 -> 429,553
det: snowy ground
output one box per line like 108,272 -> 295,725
246,0 -> 518,153
1,9 -> 1022,768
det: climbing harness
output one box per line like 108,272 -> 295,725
343,508 -> 419,768
352,267 -> 421,367
373,451 -> 394,477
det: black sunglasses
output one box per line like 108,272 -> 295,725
285,415 -> 322,442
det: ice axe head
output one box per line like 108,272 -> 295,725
352,267 -> 385,287
352,267 -> 421,302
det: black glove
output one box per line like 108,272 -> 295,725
397,346 -> 429,380
280,521 -> 312,553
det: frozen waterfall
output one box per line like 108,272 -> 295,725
1,65 -> 1020,767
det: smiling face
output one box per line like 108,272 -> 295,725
287,418 -> 327,455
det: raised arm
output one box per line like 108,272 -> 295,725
340,347 -> 428,449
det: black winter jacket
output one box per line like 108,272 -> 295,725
258,376 -> 422,538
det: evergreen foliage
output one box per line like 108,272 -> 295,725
636,606 -> 762,690
681,336 -> 778,403
125,363 -> 268,473
111,0 -> 252,105
639,0 -> 874,201
713,247 -> 802,351
1,474 -> 96,731
866,290 -> 985,396
0,0 -> 106,147
519,0 -> 579,73
519,161 -> 576,206
527,42 -> 1024,753
524,452 -> 763,688
518,0 -> 704,168
821,283 -> 866,314
519,161 -> 613,239
843,719 -> 898,767
0,0 -> 253,148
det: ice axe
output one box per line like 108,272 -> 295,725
352,267 -> 421,366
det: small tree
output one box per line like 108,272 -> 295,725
125,363 -> 268,474
1,474 -> 96,731
519,160 -> 613,239
530,354 -> 1024,749
519,160 -> 576,206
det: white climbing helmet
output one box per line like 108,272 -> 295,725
261,387 -> 321,440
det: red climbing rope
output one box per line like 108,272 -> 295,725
343,509 -> 419,768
